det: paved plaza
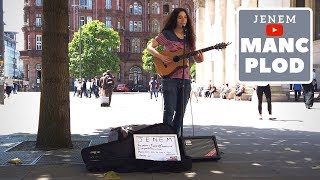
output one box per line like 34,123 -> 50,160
0,92 -> 320,179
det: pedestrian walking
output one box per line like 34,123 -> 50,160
256,83 -> 275,120
149,77 -> 158,100
100,70 -> 114,107
302,82 -> 314,109
190,79 -> 198,102
312,69 -> 317,92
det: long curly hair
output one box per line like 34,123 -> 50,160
162,8 -> 196,50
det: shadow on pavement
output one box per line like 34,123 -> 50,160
1,125 -> 320,179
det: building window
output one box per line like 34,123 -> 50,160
27,35 -> 31,50
151,2 -> 160,14
87,16 -> 92,23
129,66 -> 142,84
172,4 -> 175,11
129,21 -> 133,32
129,21 -> 142,32
36,35 -> 42,50
80,0 -> 86,8
152,19 -> 160,33
35,13 -> 42,27
35,0 -> 42,6
163,4 -> 169,15
117,0 -> 121,10
131,38 -> 141,53
117,21 -> 121,30
134,21 -> 142,32
130,2 -> 142,15
106,16 -> 112,28
87,0 -> 92,9
106,0 -> 111,9
80,16 -> 85,26
36,64 -> 41,71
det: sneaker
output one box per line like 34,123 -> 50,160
259,114 -> 263,120
269,115 -> 276,120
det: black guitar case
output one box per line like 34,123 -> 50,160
81,123 -> 192,173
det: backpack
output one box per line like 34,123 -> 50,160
103,75 -> 114,89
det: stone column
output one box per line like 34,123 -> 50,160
194,0 -> 207,87
241,0 -> 258,7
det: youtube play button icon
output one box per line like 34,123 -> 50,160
266,24 -> 283,36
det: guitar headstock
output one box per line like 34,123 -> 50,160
213,42 -> 231,50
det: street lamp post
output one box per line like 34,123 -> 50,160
72,4 -> 86,81
79,18 -> 84,80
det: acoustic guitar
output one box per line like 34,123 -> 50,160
153,42 -> 231,77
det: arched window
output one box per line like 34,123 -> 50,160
130,2 -> 142,15
129,66 -> 142,84
151,2 -> 160,14
163,4 -> 169,15
131,38 -> 141,53
151,19 -> 160,33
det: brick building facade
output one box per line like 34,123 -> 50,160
20,0 -> 195,89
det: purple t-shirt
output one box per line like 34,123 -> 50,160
155,30 -> 194,79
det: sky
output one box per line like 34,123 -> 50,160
3,0 -> 24,51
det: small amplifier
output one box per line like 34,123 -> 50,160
183,136 -> 221,161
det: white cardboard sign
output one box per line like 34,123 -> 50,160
133,134 -> 181,161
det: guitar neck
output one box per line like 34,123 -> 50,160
178,46 -> 215,60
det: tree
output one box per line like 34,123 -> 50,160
69,20 -> 120,78
36,0 -> 72,149
141,38 -> 163,75
190,63 -> 196,79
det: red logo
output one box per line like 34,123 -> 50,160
266,24 -> 283,36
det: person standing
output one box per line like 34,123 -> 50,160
149,77 -> 158,100
147,8 -> 204,135
293,84 -> 302,102
100,70 -> 114,107
256,83 -> 275,120
312,69 -> 317,92
73,79 -> 79,97
4,76 -> 13,98
302,82 -> 314,109
190,79 -> 198,102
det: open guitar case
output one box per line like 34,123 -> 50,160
81,123 -> 192,173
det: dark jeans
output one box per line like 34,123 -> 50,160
256,85 -> 272,115
294,90 -> 301,101
162,78 -> 191,135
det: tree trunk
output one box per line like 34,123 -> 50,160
36,0 -> 72,149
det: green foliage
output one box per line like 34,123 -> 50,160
141,38 -> 164,74
190,63 -> 196,79
69,20 -> 120,78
